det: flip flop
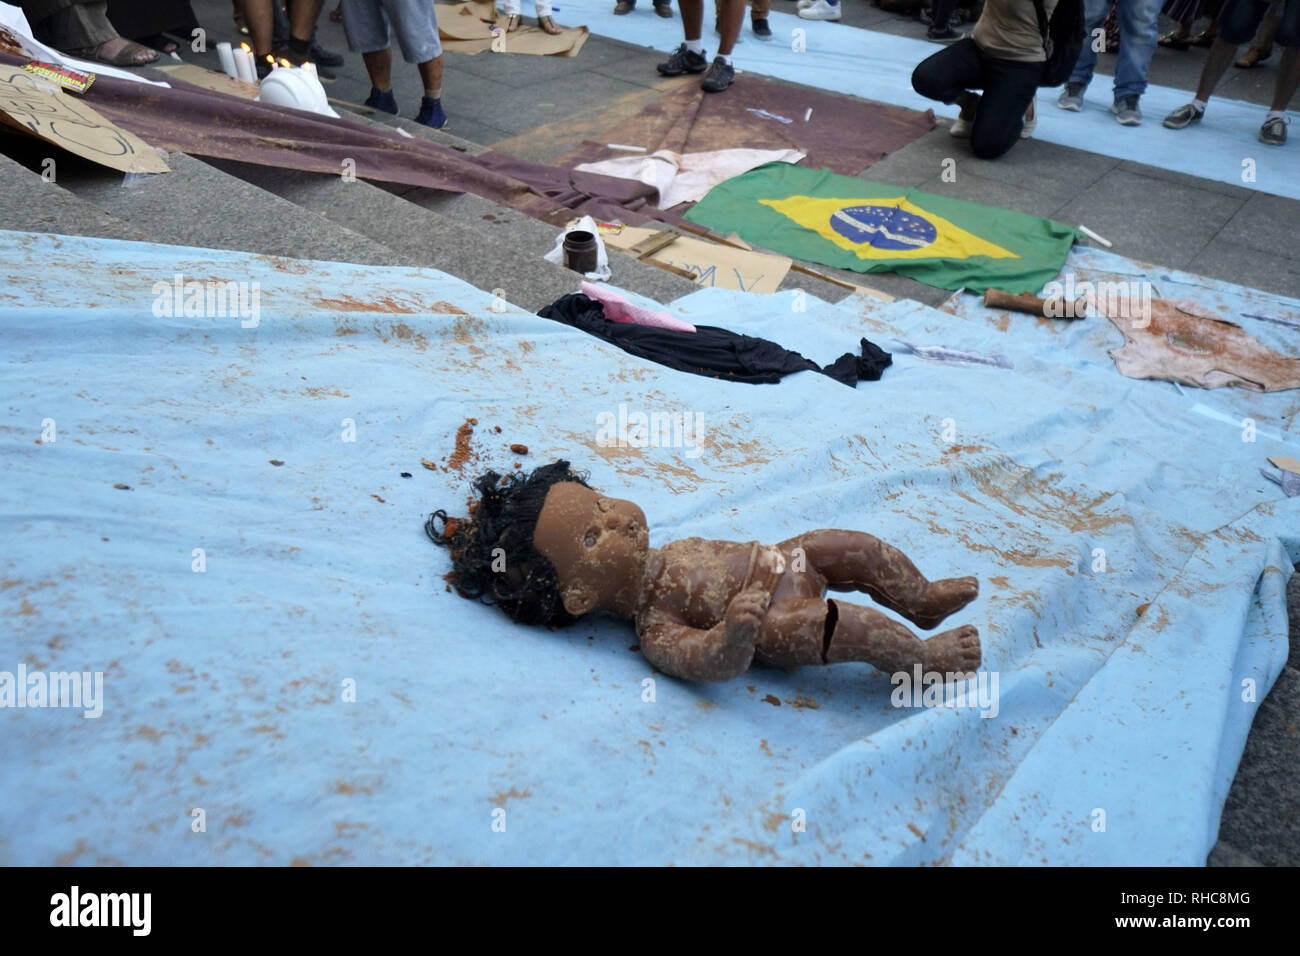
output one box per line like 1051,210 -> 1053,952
1158,29 -> 1190,49
538,15 -> 563,34
1190,28 -> 1218,47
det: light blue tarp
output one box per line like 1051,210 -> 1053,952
1,229 -> 1296,865
551,0 -> 1299,200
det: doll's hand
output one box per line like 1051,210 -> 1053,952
724,587 -> 770,646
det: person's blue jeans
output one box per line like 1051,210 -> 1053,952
1068,0 -> 1162,101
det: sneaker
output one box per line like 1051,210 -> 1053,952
1057,82 -> 1085,111
926,27 -> 964,41
950,93 -> 978,138
1260,115 -> 1289,145
657,42 -> 709,75
415,96 -> 447,130
365,86 -> 398,114
752,17 -> 773,39
1162,102 -> 1204,129
614,0 -> 634,13
309,41 -> 344,68
797,0 -> 815,7
653,1 -> 673,15
1111,96 -> 1141,125
700,56 -> 735,92
798,0 -> 841,19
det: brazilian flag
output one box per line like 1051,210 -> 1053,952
685,164 -> 1080,294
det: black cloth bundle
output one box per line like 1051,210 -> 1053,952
537,293 -> 891,387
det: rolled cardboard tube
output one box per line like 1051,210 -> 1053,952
984,288 -> 1087,319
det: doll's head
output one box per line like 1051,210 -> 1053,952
427,459 -> 650,625
426,460 -> 591,626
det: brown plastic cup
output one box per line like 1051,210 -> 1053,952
563,230 -> 598,274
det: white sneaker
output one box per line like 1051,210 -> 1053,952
949,117 -> 971,138
798,0 -> 842,20
797,0 -> 815,7
1021,102 -> 1037,138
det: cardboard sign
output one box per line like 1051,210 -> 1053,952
155,63 -> 259,101
0,65 -> 169,174
439,0 -> 589,57
605,224 -> 792,295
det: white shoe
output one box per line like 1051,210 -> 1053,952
949,117 -> 971,138
1021,102 -> 1037,138
798,0 -> 842,19
797,0 -> 815,7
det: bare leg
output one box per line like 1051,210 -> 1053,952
1196,37 -> 1242,102
826,601 -> 980,674
782,530 -> 978,630
362,47 -> 393,89
677,0 -> 704,40
1273,47 -> 1300,112
417,55 -> 444,92
716,0 -> 745,56
239,0 -> 274,59
289,0 -> 324,42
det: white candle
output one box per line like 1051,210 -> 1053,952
217,42 -> 236,79
233,48 -> 256,83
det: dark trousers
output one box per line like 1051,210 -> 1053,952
930,0 -> 956,29
912,37 -> 1042,159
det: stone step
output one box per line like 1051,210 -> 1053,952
4,143 -> 410,268
201,156 -> 589,313
0,151 -> 152,244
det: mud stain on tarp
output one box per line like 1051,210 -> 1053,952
313,294 -> 467,315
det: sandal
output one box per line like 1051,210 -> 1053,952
505,14 -> 521,32
1189,27 -> 1218,47
538,14 -> 563,34
1158,28 -> 1190,49
1235,45 -> 1273,68
71,36 -> 159,67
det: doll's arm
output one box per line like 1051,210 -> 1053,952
636,590 -> 766,683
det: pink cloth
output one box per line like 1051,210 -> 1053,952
581,281 -> 696,333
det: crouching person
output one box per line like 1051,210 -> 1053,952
911,0 -> 1048,159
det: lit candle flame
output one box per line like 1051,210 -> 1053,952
279,58 -> 292,68
240,42 -> 251,52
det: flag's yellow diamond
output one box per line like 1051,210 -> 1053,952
760,196 -> 1019,262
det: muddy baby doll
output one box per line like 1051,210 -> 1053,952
428,461 -> 980,683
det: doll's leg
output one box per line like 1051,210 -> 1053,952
781,530 -> 977,630
753,597 -> 980,675
826,600 -> 981,675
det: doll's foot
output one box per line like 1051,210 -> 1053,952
921,625 -> 981,674
911,576 -> 979,630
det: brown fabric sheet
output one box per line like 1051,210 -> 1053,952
0,52 -> 667,226
1106,298 -> 1300,391
556,74 -> 935,191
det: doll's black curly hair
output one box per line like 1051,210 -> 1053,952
425,460 -> 592,626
